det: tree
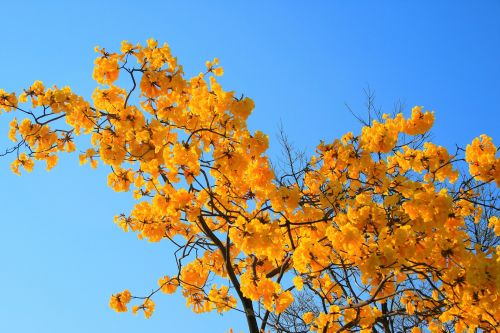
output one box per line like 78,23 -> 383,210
1,39 -> 499,333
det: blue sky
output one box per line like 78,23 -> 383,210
0,1 -> 499,332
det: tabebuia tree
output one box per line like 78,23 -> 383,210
1,40 -> 499,333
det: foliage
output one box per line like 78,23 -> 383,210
1,40 -> 499,333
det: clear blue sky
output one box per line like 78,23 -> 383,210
0,1 -> 499,332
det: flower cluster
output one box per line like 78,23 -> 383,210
2,40 -> 498,332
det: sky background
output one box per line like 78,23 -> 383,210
0,1 -> 499,332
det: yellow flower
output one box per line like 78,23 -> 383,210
303,312 -> 315,324
158,276 -> 179,294
293,276 -> 304,291
465,134 -> 500,185
8,118 -> 17,142
109,290 -> 132,313
213,67 -> 224,76
403,106 -> 434,135
142,299 -> 155,318
488,216 -> 500,236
